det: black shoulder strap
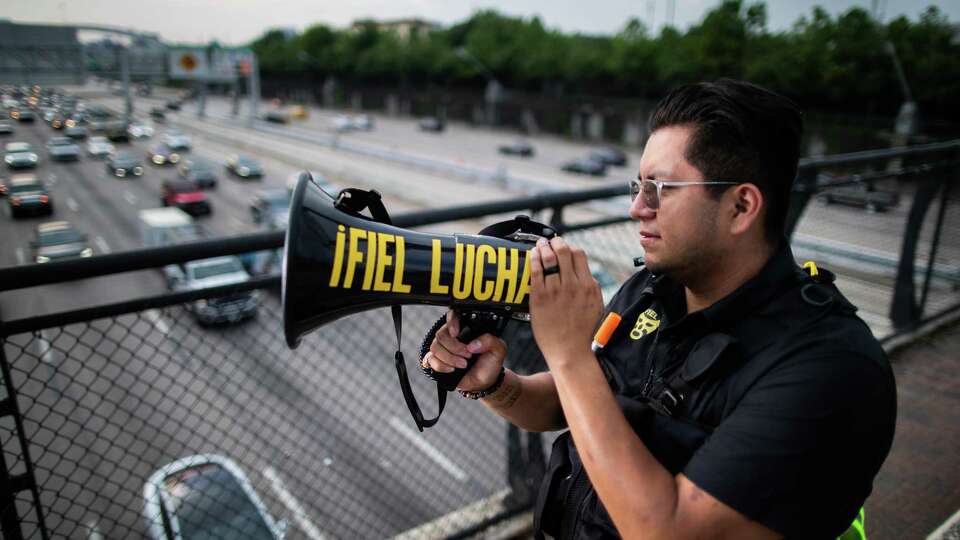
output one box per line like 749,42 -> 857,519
335,188 -> 445,432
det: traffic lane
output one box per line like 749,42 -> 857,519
199,299 -> 510,535
196,96 -> 642,186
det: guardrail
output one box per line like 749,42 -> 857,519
1,141 -> 958,540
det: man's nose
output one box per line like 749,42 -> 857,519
630,193 -> 656,220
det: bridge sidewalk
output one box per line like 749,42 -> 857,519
869,320 -> 960,539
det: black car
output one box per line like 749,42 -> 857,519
104,121 -> 130,143
149,107 -> 166,122
6,174 -> 53,217
224,155 -> 263,179
105,152 -> 144,177
418,116 -> 445,132
498,140 -> 535,157
165,99 -> 182,111
10,109 -> 35,122
178,159 -> 218,188
147,144 -> 181,166
561,157 -> 607,177
31,221 -> 92,263
589,146 -> 628,167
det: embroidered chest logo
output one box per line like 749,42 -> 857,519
630,309 -> 660,340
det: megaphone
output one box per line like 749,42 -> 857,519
282,173 -> 556,428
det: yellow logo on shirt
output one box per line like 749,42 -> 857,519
630,309 -> 660,340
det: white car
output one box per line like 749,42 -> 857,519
86,136 -> 115,158
128,122 -> 155,139
143,454 -> 287,540
330,114 -> 374,133
162,130 -> 191,151
331,114 -> 354,133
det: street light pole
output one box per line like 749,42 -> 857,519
455,47 -> 503,126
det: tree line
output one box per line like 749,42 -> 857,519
249,1 -> 960,123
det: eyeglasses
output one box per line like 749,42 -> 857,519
629,178 -> 742,209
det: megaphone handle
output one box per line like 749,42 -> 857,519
432,310 -> 507,392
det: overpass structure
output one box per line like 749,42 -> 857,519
0,19 -> 260,123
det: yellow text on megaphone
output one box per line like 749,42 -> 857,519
327,224 -> 532,305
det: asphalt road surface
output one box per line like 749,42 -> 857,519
3,84 -> 959,539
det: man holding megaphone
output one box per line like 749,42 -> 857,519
422,79 -> 896,540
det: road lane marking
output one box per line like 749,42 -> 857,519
94,236 -> 111,254
388,416 -> 469,482
144,309 -> 170,335
38,330 -> 55,364
124,191 -> 137,205
67,197 -> 79,212
263,466 -> 328,540
15,247 -> 25,265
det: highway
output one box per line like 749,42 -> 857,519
3,84 -> 960,539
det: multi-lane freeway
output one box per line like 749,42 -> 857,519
3,83 -> 960,540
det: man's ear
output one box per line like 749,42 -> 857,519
728,183 -> 763,236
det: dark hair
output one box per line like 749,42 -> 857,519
648,78 -> 803,244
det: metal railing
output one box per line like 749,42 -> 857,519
1,141 -> 958,540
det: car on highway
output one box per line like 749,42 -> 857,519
6,174 -> 52,217
224,155 -> 263,179
165,99 -> 182,111
104,121 -> 131,143
105,151 -> 144,178
30,221 -> 92,263
64,124 -> 88,139
561,156 -> 607,177
161,179 -> 211,216
149,107 -> 167,122
147,144 -> 181,166
418,116 -> 445,132
86,136 -> 115,158
49,115 -> 65,129
177,159 -> 218,189
143,453 -> 286,540
263,110 -> 289,124
162,130 -> 191,151
498,140 -> 534,157
165,257 -> 261,324
250,189 -> 291,229
589,146 -> 628,167
127,122 -> 154,139
0,122 -> 13,136
10,109 -> 35,122
46,137 -> 81,162
331,114 -> 374,132
4,142 -> 39,169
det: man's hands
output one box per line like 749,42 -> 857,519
423,310 -> 507,392
422,236 -> 603,390
529,237 -> 605,366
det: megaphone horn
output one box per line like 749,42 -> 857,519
283,173 -> 553,349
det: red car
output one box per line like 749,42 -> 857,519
161,179 -> 211,216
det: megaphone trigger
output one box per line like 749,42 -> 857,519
429,310 -> 510,391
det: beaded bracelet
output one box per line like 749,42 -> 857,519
457,367 -> 506,400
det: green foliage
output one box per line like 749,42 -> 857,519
249,4 -> 960,119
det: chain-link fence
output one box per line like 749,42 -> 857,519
2,142 -> 959,540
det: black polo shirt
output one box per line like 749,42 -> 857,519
594,245 -> 897,538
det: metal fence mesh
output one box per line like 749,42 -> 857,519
2,159 -> 959,540
1,297 -> 553,540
